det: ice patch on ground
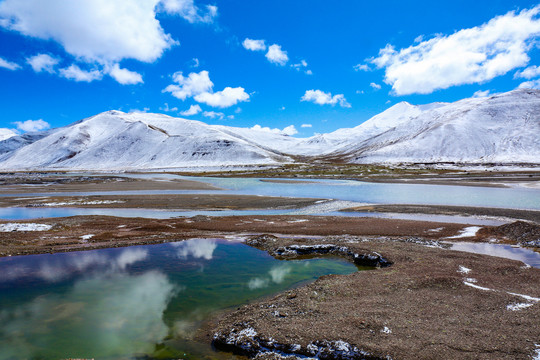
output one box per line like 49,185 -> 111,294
446,226 -> 481,239
287,200 -> 369,215
31,200 -> 124,207
507,303 -> 534,311
0,223 -> 52,232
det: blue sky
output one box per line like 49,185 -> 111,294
1,0 -> 540,137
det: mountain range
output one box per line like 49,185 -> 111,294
0,88 -> 539,170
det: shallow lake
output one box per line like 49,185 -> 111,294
2,174 -> 540,222
0,239 -> 361,360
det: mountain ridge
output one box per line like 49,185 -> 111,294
0,88 -> 539,170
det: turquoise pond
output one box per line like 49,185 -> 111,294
0,239 -> 362,360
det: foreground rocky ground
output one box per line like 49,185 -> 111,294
205,234 -> 540,360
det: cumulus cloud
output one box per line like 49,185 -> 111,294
0,0 -> 178,64
59,64 -> 103,82
172,239 -> 217,260
26,53 -> 59,73
180,104 -> 201,116
301,89 -> 351,108
203,111 -> 225,119
163,70 -> 213,100
164,70 -> 249,108
371,5 -> 540,95
473,90 -> 491,98
518,79 -> 540,89
0,57 -> 20,70
291,59 -> 311,74
13,119 -> 50,132
243,38 -> 266,51
514,65 -> 540,79
353,64 -> 370,72
107,63 -> 143,85
370,82 -> 381,90
266,44 -> 288,65
159,0 -> 217,24
250,124 -> 298,136
194,87 -> 249,108
160,103 -> 178,112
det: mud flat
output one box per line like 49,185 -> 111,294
344,204 -> 540,224
0,194 -> 323,210
0,173 -> 219,193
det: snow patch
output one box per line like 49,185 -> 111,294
446,226 -> 481,239
458,265 -> 472,274
381,326 -> 392,334
0,223 -> 52,232
463,281 -> 492,291
506,303 -> 534,311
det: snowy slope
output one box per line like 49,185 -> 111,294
329,89 -> 540,164
289,101 -> 445,155
0,111 -> 294,170
0,89 -> 538,170
0,128 -> 17,141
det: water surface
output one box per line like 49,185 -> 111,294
0,239 -> 360,359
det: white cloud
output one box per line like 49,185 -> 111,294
163,70 -> 213,100
0,57 -> 20,70
159,0 -> 217,24
194,87 -> 249,108
291,59 -> 311,74
180,104 -> 201,116
13,119 -> 50,132
59,64 -> 103,82
243,38 -> 266,51
107,64 -> 143,85
160,103 -> 178,112
371,5 -> 540,95
301,89 -> 351,108
514,65 -> 540,79
250,124 -> 298,136
164,70 -> 250,108
203,111 -> 225,119
172,239 -> 217,260
301,124 -> 312,128
266,44 -> 288,65
370,82 -> 381,90
26,53 -> 59,73
191,57 -> 200,68
518,79 -> 540,89
354,64 -> 370,72
0,0 -> 178,64
473,90 -> 491,98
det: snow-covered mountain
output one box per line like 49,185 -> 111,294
326,89 -> 540,164
0,128 -> 17,142
0,111 -> 294,170
0,89 -> 538,170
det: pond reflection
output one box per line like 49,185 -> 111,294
0,239 -> 359,359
